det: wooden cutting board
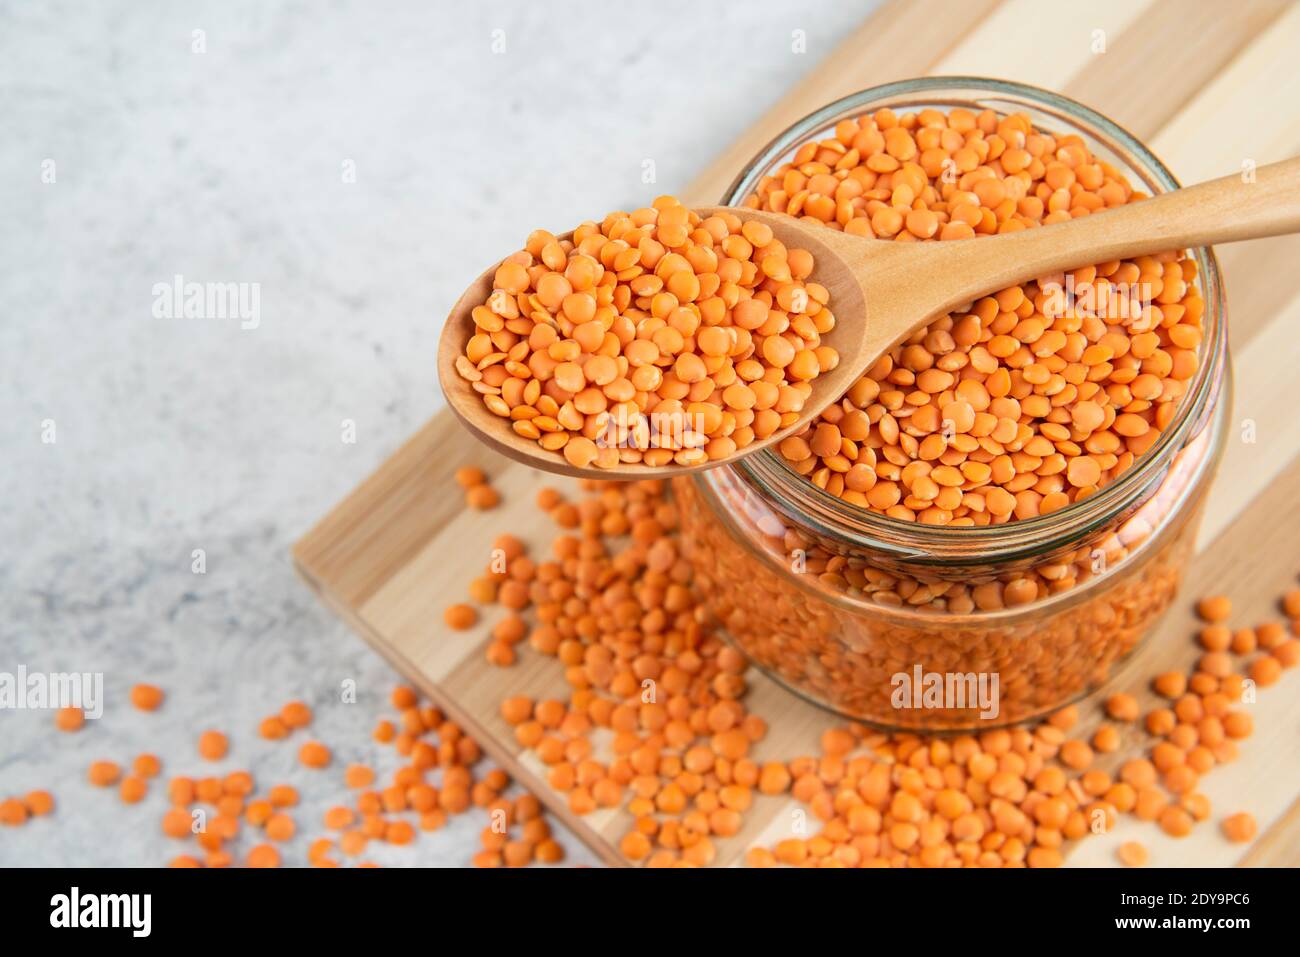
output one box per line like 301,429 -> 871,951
294,0 -> 1300,867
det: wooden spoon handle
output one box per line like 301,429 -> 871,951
988,156 -> 1300,271
871,156 -> 1300,322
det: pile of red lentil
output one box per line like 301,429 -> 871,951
437,473 -> 1299,867
748,107 -> 1204,523
455,195 -> 838,469
8,677 -> 564,868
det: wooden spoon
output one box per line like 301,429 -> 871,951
438,157 -> 1300,479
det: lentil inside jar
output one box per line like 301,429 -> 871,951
676,79 -> 1231,730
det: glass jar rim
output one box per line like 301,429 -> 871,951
714,76 -> 1228,564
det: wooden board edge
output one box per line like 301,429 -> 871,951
1239,794 -> 1300,867
291,412 -> 504,609
290,418 -> 437,580
290,558 -> 628,867
680,0 -> 1006,206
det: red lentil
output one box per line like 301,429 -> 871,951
1196,595 -> 1231,623
55,706 -> 84,732
197,730 -> 228,761
129,684 -> 165,711
88,761 -> 121,788
1117,841 -> 1148,867
298,742 -> 331,769
1221,812 -> 1257,842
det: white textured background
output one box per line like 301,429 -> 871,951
0,0 -> 880,866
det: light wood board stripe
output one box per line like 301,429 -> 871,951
681,0 -> 1004,206
1066,452 -> 1300,866
1066,0 -> 1293,139
1214,234 -> 1300,346
933,0 -> 1150,89
1241,796 -> 1300,867
1197,297 -> 1300,547
1149,1 -> 1300,184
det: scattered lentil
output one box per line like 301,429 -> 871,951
25,790 -> 55,817
119,776 -> 148,804
280,701 -> 313,729
197,730 -> 229,761
88,761 -> 122,788
445,603 -> 478,630
298,742 -> 332,769
1221,812 -> 1257,842
1117,841 -> 1148,866
55,706 -> 84,732
464,475 -> 1295,867
129,684 -> 165,712
1197,595 -> 1231,623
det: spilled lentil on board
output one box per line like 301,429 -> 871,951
456,474 -> 1297,866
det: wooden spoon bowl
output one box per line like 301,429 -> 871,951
436,206 -> 873,478
439,158 -> 1300,480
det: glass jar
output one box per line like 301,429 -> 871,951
675,78 -> 1231,730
